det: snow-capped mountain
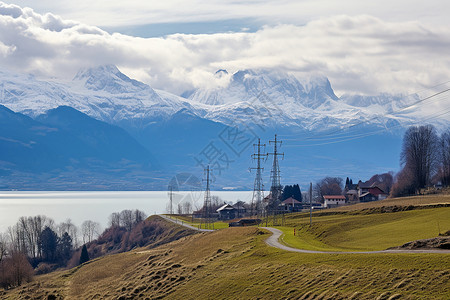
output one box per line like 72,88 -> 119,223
0,65 -> 196,126
186,69 -> 442,131
1,65 -> 447,133
189,69 -> 339,109
73,64 -> 150,94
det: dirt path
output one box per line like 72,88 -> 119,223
159,215 -> 214,232
262,227 -> 450,254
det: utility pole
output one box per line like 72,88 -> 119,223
201,165 -> 213,230
169,185 -> 173,215
250,138 -> 267,217
309,182 -> 312,226
267,134 -> 284,226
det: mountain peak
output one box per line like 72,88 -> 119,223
74,64 -> 120,80
188,68 -> 338,108
73,65 -> 149,94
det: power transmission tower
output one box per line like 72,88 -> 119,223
267,134 -> 284,225
201,165 -> 213,229
250,138 -> 267,217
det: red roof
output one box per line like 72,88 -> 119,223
323,195 -> 346,200
281,197 -> 301,205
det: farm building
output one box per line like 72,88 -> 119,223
323,195 -> 346,208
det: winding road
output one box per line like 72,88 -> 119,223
262,227 -> 450,254
159,216 -> 450,254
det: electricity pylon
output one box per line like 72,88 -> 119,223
250,138 -> 266,216
267,134 -> 284,225
201,165 -> 213,229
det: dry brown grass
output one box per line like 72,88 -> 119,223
330,194 -> 450,212
1,216 -> 449,299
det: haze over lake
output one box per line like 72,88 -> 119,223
0,191 -> 253,232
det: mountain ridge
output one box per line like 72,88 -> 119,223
0,65 -> 448,190
1,65 -> 445,132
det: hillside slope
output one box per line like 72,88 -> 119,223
2,212 -> 449,299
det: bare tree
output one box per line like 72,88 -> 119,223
7,215 -> 54,259
440,130 -> 450,186
401,125 -> 439,192
0,233 -> 7,263
108,212 -> 121,228
81,220 -> 101,244
182,201 -> 192,214
120,210 -> 134,231
211,196 -> 221,208
314,177 -> 343,202
133,209 -> 146,225
57,219 -> 79,249
0,252 -> 33,288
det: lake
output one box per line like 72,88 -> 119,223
0,190 -> 254,232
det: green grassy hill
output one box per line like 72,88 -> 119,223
1,196 -> 450,299
278,206 -> 450,251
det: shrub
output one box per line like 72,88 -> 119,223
0,252 -> 34,288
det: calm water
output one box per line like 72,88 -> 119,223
0,191 -> 253,232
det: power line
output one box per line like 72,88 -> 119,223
281,87 -> 450,143
284,105 -> 450,147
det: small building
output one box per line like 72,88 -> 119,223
345,189 -> 359,203
216,203 -> 236,220
233,204 -> 247,218
358,182 -> 388,202
323,195 -> 346,208
280,197 -> 302,212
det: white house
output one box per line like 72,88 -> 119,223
323,195 -> 346,208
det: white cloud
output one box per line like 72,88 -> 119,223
4,0 -> 450,28
0,2 -> 449,96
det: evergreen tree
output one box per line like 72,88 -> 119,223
58,232 -> 73,263
79,244 -> 90,265
282,184 -> 302,202
40,227 -> 58,262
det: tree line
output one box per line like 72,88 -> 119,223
0,209 -> 146,289
310,125 -> 449,200
391,125 -> 450,196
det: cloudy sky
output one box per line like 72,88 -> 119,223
0,0 -> 449,95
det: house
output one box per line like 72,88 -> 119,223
216,203 -> 236,220
345,189 -> 359,203
233,204 -> 247,218
357,181 -> 388,202
323,195 -> 346,208
280,197 -> 302,212
344,181 -> 359,203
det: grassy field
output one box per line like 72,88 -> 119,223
3,225 -> 448,299
330,194 -> 450,212
2,196 -> 450,299
276,206 -> 450,251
